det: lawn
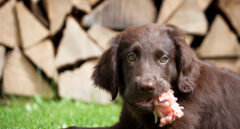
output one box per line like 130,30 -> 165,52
0,96 -> 122,129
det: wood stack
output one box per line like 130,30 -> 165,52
0,46 -> 5,79
157,0 -> 240,73
0,0 -> 239,103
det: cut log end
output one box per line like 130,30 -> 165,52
3,49 -> 54,97
58,60 -> 112,104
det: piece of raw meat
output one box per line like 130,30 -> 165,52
153,89 -> 184,127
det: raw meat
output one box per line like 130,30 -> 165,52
153,89 -> 184,127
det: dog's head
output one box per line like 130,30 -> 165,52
92,24 -> 200,111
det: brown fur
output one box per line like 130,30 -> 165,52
66,24 -> 240,129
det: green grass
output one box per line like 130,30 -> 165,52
0,96 -> 122,129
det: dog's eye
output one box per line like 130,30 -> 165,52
159,55 -> 168,63
127,52 -> 137,62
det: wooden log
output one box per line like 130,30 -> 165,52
197,0 -> 212,11
166,0 -> 208,35
58,60 -> 111,104
70,0 -> 91,13
3,48 -> 53,97
24,40 -> 57,80
0,0 -> 18,48
82,0 -> 156,29
55,16 -> 102,68
31,0 -> 39,2
185,34 -> 194,46
87,25 -> 119,50
219,0 -> 240,36
44,0 -> 72,35
0,45 -> 5,79
196,15 -> 240,57
30,0 -> 49,27
205,59 -> 240,74
157,0 -> 184,25
16,2 -> 49,49
89,0 -> 100,6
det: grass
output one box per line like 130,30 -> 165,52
0,96 -> 122,129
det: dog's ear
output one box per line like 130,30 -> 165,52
92,36 -> 121,100
165,24 -> 200,93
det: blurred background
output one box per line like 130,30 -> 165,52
0,0 -> 239,128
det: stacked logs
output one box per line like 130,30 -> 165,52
0,0 -> 239,104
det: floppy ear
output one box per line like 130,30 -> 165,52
92,36 -> 121,100
165,25 -> 200,93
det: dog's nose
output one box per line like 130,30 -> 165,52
136,80 -> 156,93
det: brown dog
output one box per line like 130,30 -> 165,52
67,24 -> 240,129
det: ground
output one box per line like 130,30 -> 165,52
0,96 -> 121,129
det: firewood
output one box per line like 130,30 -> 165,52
58,60 -> 111,104
219,0 -> 240,36
157,0 -> 184,25
3,48 -> 53,97
31,0 -> 39,2
16,2 -> 49,49
89,0 -> 100,6
205,59 -> 240,74
30,0 -> 49,27
185,35 -> 194,46
0,45 -> 6,79
55,16 -> 102,68
166,0 -> 208,35
24,40 -> 57,80
197,0 -> 212,11
196,15 -> 240,57
0,0 -> 18,48
70,0 -> 91,13
44,0 -> 72,35
82,0 -> 156,29
87,25 -> 118,50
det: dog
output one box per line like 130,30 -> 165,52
67,24 -> 240,129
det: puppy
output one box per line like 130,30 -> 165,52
67,24 -> 240,129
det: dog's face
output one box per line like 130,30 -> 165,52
119,27 -> 178,111
92,24 -> 200,112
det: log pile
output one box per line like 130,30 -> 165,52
0,0 -> 239,104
